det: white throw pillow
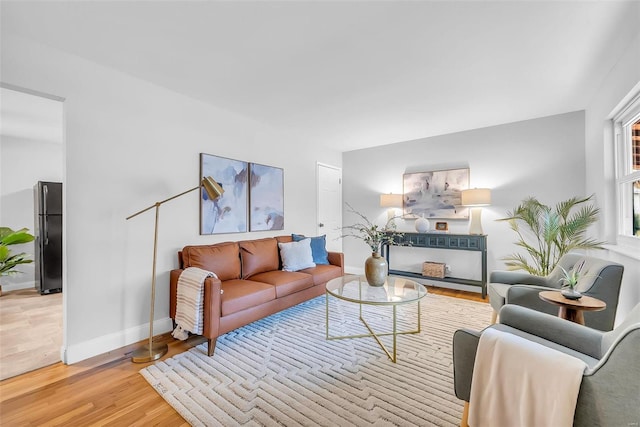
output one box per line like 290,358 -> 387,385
278,238 -> 316,272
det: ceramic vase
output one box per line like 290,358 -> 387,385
561,288 -> 582,300
415,215 -> 430,233
365,252 -> 387,287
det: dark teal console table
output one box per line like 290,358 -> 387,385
382,232 -> 488,298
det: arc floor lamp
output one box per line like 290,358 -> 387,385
126,176 -> 224,363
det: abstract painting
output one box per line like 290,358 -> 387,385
200,153 -> 248,234
249,163 -> 284,231
403,168 -> 469,219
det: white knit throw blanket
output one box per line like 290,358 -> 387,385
172,267 -> 217,340
469,328 -> 586,427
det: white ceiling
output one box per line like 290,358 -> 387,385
2,1 -> 638,152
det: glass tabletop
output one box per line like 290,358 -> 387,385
325,275 -> 427,305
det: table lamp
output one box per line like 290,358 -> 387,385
126,176 -> 224,363
380,193 -> 403,222
461,188 -> 491,235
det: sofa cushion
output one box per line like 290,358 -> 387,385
278,238 -> 316,272
239,238 -> 279,279
299,264 -> 343,286
275,235 -> 293,244
182,242 -> 240,281
250,270 -> 314,298
220,279 -> 276,317
292,233 -> 329,265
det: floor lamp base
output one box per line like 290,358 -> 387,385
131,341 -> 168,363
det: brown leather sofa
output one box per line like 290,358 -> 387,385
170,235 -> 344,356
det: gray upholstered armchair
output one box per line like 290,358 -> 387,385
453,303 -> 640,427
488,253 -> 624,331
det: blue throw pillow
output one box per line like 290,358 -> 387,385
292,233 -> 329,265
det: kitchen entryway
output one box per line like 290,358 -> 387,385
0,85 -> 65,378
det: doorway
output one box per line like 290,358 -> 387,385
317,163 -> 342,253
0,85 -> 65,379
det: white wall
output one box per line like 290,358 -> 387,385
343,111 -> 587,291
0,88 -> 64,291
585,26 -> 640,321
1,34 -> 341,363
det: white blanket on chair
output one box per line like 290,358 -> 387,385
172,267 -> 217,340
468,328 -> 586,427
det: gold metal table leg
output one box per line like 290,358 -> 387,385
326,291 -> 422,363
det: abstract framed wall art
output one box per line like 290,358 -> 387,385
200,153 -> 248,234
249,163 -> 284,231
403,167 -> 469,219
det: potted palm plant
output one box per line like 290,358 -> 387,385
0,227 -> 35,296
498,195 -> 604,276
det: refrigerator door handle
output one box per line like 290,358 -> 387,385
43,184 -> 49,245
43,184 -> 48,215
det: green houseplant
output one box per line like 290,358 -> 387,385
558,265 -> 583,299
498,195 -> 604,276
0,227 -> 35,296
341,203 -> 402,253
341,203 -> 404,286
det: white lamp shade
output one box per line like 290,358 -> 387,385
380,193 -> 403,208
461,188 -> 491,206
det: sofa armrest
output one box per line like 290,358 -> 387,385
453,328 -> 481,401
170,268 -> 223,340
169,269 -> 183,320
490,270 -> 551,287
499,304 -> 604,359
202,276 -> 222,340
327,252 -> 344,272
505,284 -> 559,316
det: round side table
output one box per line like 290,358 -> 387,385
538,290 -> 606,325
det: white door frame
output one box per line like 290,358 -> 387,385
316,162 -> 342,251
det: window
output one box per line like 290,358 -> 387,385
614,91 -> 640,241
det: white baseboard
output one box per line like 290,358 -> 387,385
61,317 -> 174,364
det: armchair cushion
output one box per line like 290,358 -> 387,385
487,282 -> 512,313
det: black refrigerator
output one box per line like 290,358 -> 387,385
34,181 -> 63,294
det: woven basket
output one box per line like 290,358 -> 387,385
422,261 -> 446,278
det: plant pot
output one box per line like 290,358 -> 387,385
365,252 -> 387,287
561,288 -> 582,300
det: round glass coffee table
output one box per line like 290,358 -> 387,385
325,275 -> 427,363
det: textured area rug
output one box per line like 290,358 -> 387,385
141,292 -> 492,426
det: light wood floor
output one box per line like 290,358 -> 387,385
0,287 -> 487,425
0,288 -> 62,380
